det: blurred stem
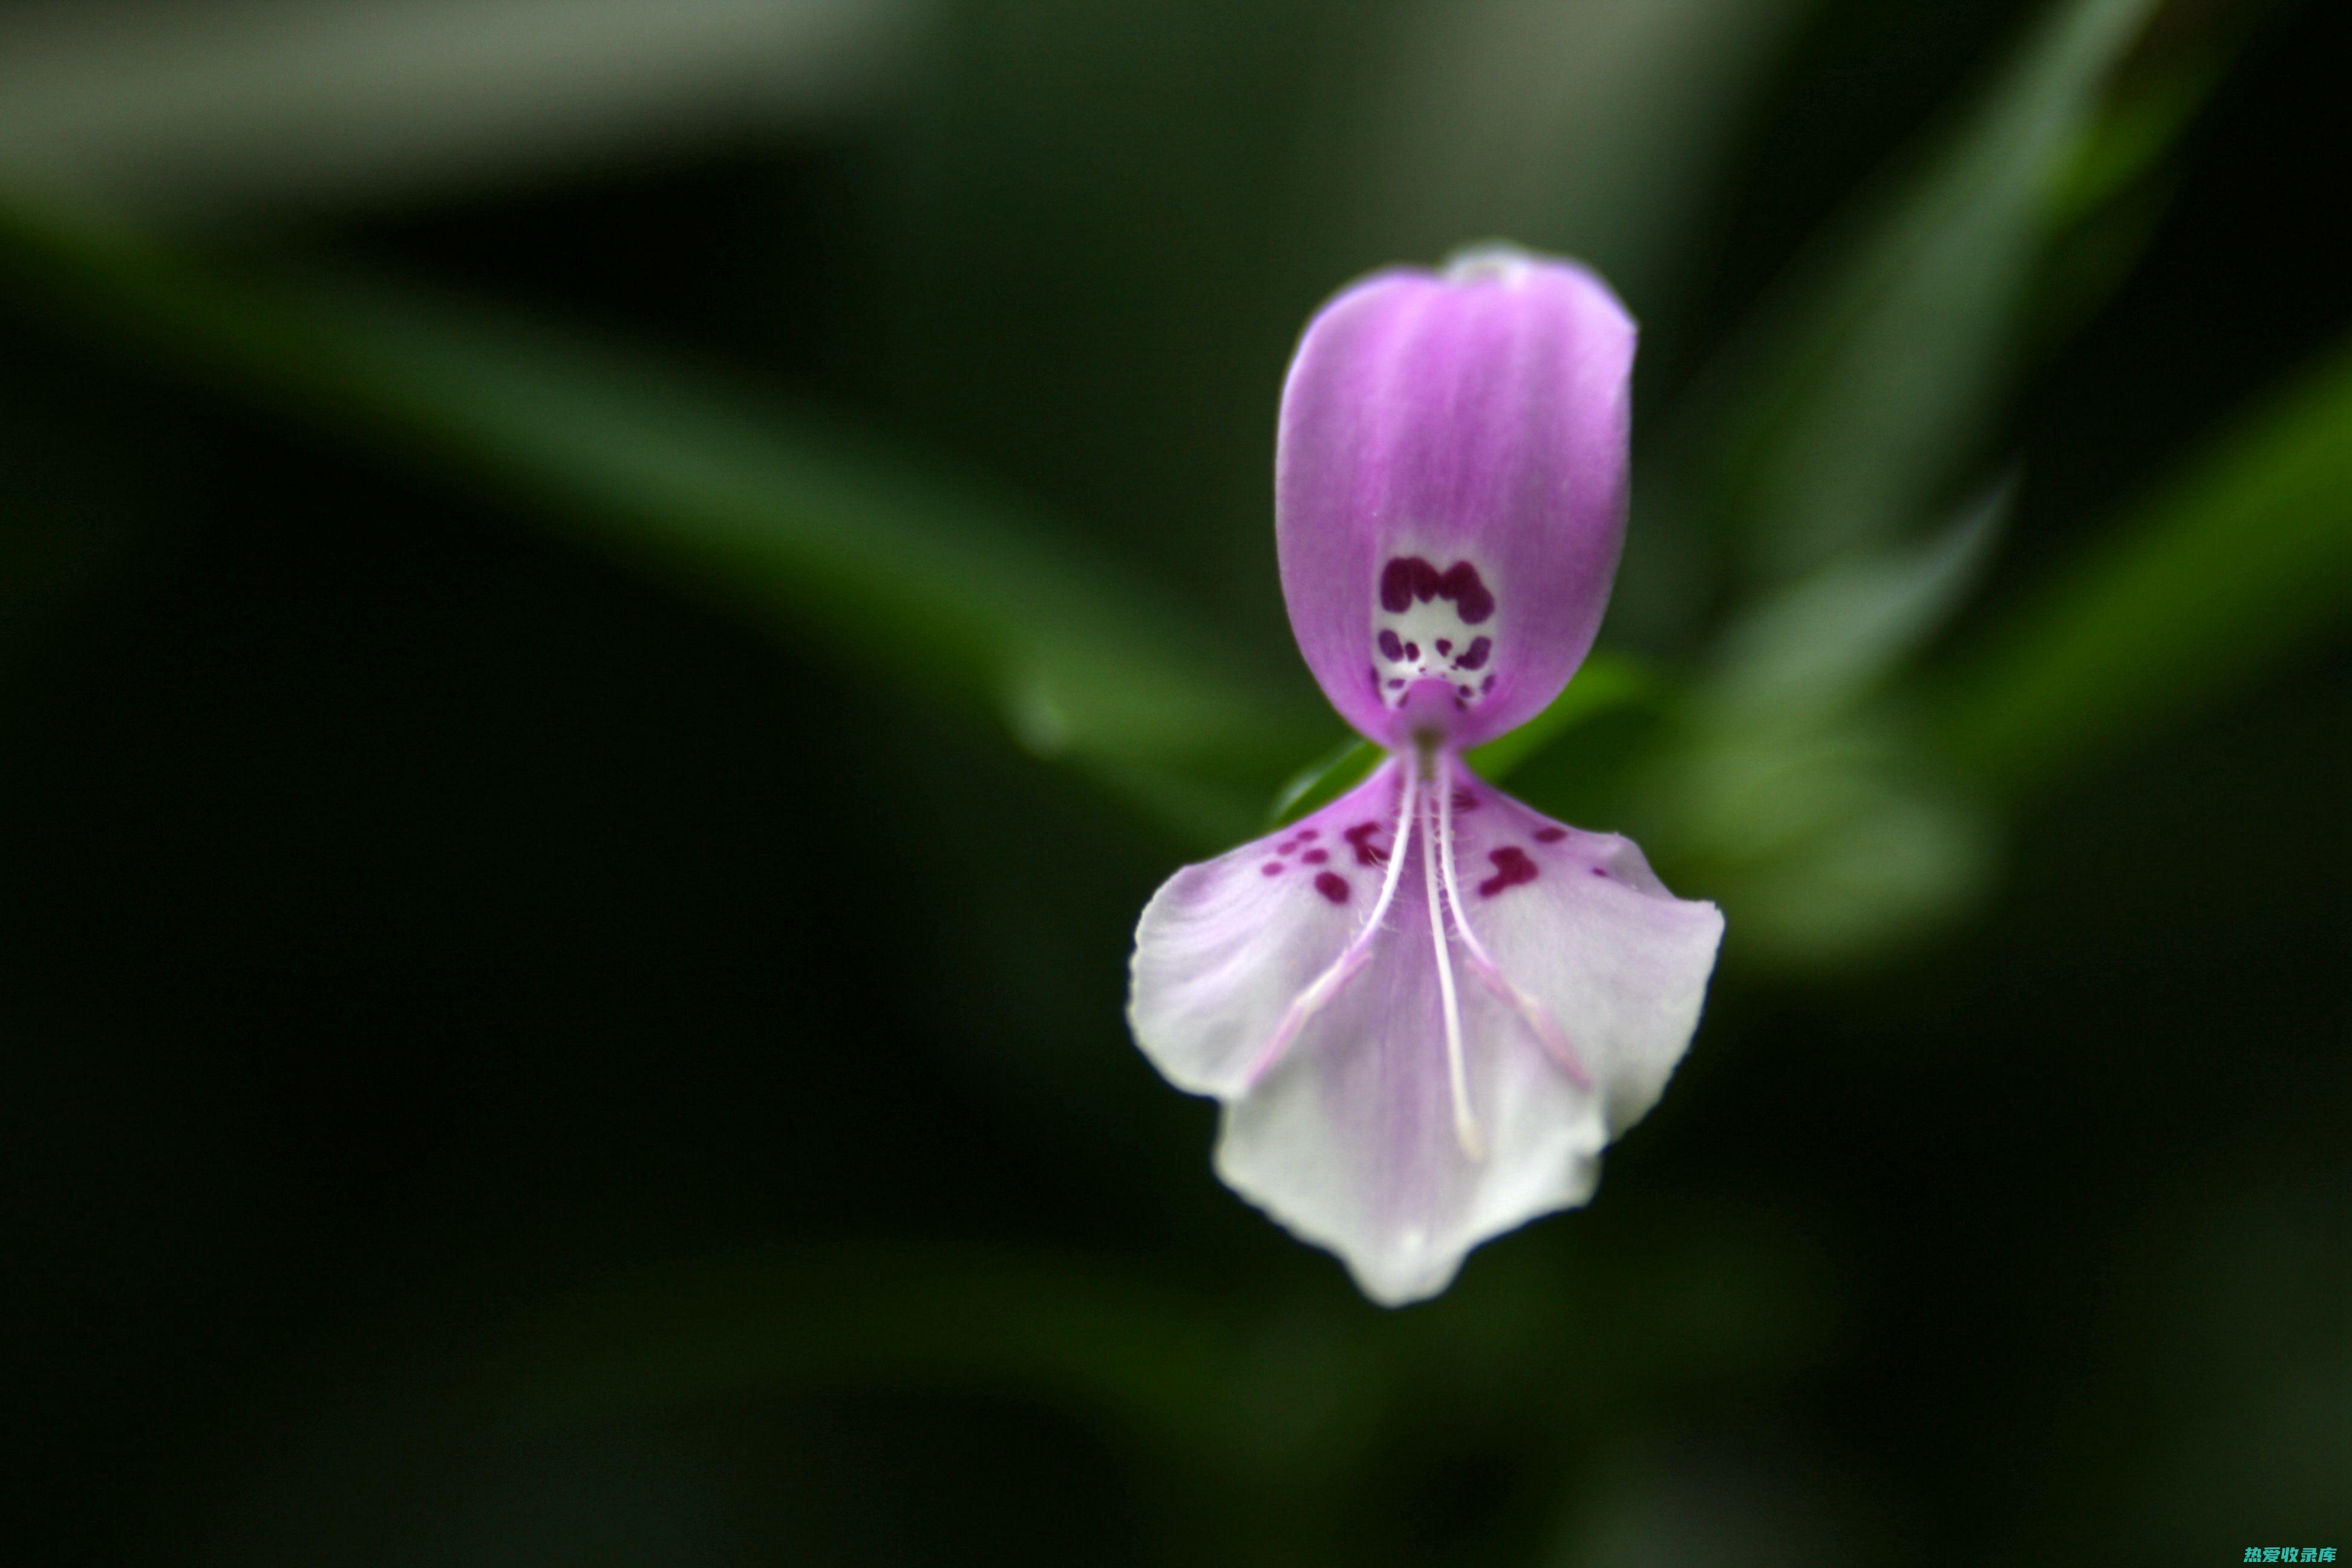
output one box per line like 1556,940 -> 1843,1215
1937,336 -> 2352,799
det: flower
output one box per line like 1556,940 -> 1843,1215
1125,249 -> 1724,1306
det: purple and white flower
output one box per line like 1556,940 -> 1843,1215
1126,249 -> 1724,1305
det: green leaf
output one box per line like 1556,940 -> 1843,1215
0,0 -> 915,215
1312,0 -> 1815,305
1667,0 -> 2163,585
1268,733 -> 1382,829
1612,489 -> 2013,973
1938,336 -> 2352,799
1466,652 -> 1661,780
1705,477 -> 2010,728
0,192 -> 1320,827
2027,8 -> 2261,361
1645,716 -> 1998,972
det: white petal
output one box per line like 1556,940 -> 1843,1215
1126,762 -> 1722,1307
1454,786 -> 1724,1135
1127,762 -> 1406,1098
1212,930 -> 1607,1305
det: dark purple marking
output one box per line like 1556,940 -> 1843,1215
1454,635 -> 1492,671
1443,563 -> 1495,622
1261,861 -> 1283,877
1481,673 -> 1497,694
1379,556 -> 1434,612
1314,871 -> 1351,904
1478,846 -> 1539,898
1436,639 -> 1452,655
1451,788 -> 1478,812
1342,821 -> 1389,867
1377,628 -> 1403,661
1457,684 -> 1475,698
1387,678 -> 1406,690
1298,827 -> 1319,839
1277,837 -> 1301,855
1302,848 -> 1328,864
1403,641 -> 1420,661
1589,866 -> 1609,878
1379,556 -> 1494,623
1533,826 -> 1568,843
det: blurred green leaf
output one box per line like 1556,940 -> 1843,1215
1649,716 -> 1996,972
1645,486 -> 2013,970
1312,0 -> 1814,304
2027,10 -> 2259,359
2042,50 -> 2217,231
1668,0 -> 2162,586
1469,652 -> 1662,780
1650,324 -> 2352,970
0,0 -> 916,217
0,193 -> 1321,838
1268,653 -> 1659,826
1939,336 -> 2352,798
1269,733 -> 1381,829
1705,477 -> 2010,728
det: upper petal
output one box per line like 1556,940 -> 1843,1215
1276,249 -> 1635,751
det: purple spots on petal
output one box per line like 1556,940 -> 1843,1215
1277,837 -> 1301,854
1403,641 -> 1419,661
1439,562 -> 1495,623
1342,821 -> 1389,867
1478,846 -> 1539,898
1298,827 -> 1319,839
1457,684 -> 1474,698
1314,871 -> 1351,904
1455,635 -> 1492,671
1589,866 -> 1609,878
1387,678 -> 1406,690
1302,848 -> 1328,864
1377,628 -> 1403,661
1481,673 -> 1496,693
1436,639 -> 1452,655
1261,861 -> 1283,877
1534,826 -> 1567,843
1379,557 -> 1422,613
1451,788 -> 1479,812
1379,556 -> 1495,623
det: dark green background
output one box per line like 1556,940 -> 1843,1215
1,1 -> 2342,1563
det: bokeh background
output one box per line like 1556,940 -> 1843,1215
1,1 -> 2344,1564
